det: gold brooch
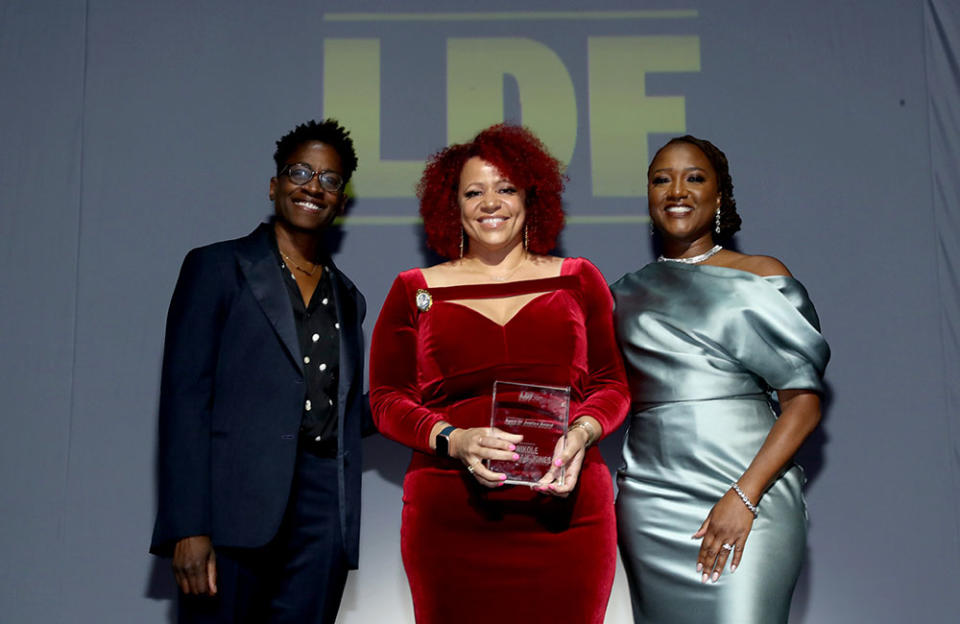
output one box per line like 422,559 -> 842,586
415,289 -> 432,312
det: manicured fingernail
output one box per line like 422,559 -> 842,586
711,572 -> 719,583
499,474 -> 507,480
730,564 -> 737,573
701,573 -> 708,584
554,458 -> 563,467
696,563 -> 703,573
512,453 -> 520,460
509,444 -> 516,450
495,482 -> 503,487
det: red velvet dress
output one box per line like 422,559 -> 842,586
370,257 -> 629,624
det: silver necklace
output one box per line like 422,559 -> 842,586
658,244 -> 723,264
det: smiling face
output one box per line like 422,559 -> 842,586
458,157 -> 527,255
647,141 -> 722,245
269,140 -> 345,233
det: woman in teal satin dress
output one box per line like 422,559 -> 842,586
611,136 -> 830,624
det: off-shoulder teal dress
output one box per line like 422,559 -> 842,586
610,262 -> 830,624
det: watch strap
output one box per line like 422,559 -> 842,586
435,425 -> 457,457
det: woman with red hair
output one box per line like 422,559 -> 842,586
370,124 -> 629,623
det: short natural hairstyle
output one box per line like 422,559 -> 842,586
649,135 -> 741,240
417,124 -> 566,259
273,119 -> 359,183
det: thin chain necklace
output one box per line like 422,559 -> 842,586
465,253 -> 527,282
658,244 -> 723,265
275,227 -> 322,276
278,247 -> 320,276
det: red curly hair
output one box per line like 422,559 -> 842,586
417,124 -> 566,259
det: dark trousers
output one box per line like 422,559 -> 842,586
178,452 -> 348,624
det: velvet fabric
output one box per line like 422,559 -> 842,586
370,257 -> 629,624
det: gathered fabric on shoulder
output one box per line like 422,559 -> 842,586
611,261 -> 830,624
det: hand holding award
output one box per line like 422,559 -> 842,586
487,381 -> 571,486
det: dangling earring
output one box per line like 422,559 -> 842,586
523,224 -> 529,251
459,228 -> 465,258
714,209 -> 721,235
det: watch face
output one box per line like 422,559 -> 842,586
436,434 -> 449,458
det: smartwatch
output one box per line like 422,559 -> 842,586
435,425 -> 457,458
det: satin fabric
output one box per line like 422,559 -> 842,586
370,258 -> 629,624
611,262 -> 830,624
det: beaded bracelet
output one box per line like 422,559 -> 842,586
730,482 -> 759,517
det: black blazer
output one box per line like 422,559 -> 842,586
150,223 -> 367,568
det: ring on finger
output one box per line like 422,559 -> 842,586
466,461 -> 479,474
722,543 -> 734,551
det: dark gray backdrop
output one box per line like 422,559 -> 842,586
2,1 -> 958,622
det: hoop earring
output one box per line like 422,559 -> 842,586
715,209 -> 721,235
523,224 -> 529,251
459,228 -> 464,258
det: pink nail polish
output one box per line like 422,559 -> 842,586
701,573 -> 708,584
554,458 -> 563,467
711,572 -> 719,583
696,563 -> 703,573
500,474 -> 507,481
512,453 -> 520,460
730,564 -> 737,573
509,444 -> 516,450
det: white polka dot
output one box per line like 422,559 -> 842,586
314,435 -> 322,442
319,363 -> 327,371
312,333 -> 320,342
322,297 -> 329,305
304,356 -> 310,364
305,400 -> 312,411
328,399 -> 334,405
334,322 -> 340,329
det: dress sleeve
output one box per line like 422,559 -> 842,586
570,259 -> 630,440
369,272 -> 445,452
733,276 -> 831,393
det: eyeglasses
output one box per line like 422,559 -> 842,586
279,163 -> 345,192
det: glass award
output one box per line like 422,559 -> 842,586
487,381 -> 570,486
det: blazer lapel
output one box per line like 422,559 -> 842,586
236,225 -> 303,373
329,263 -> 359,407
329,262 -> 363,420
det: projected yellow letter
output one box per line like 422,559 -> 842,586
447,38 -> 577,166
323,39 -> 423,198
588,36 -> 700,196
